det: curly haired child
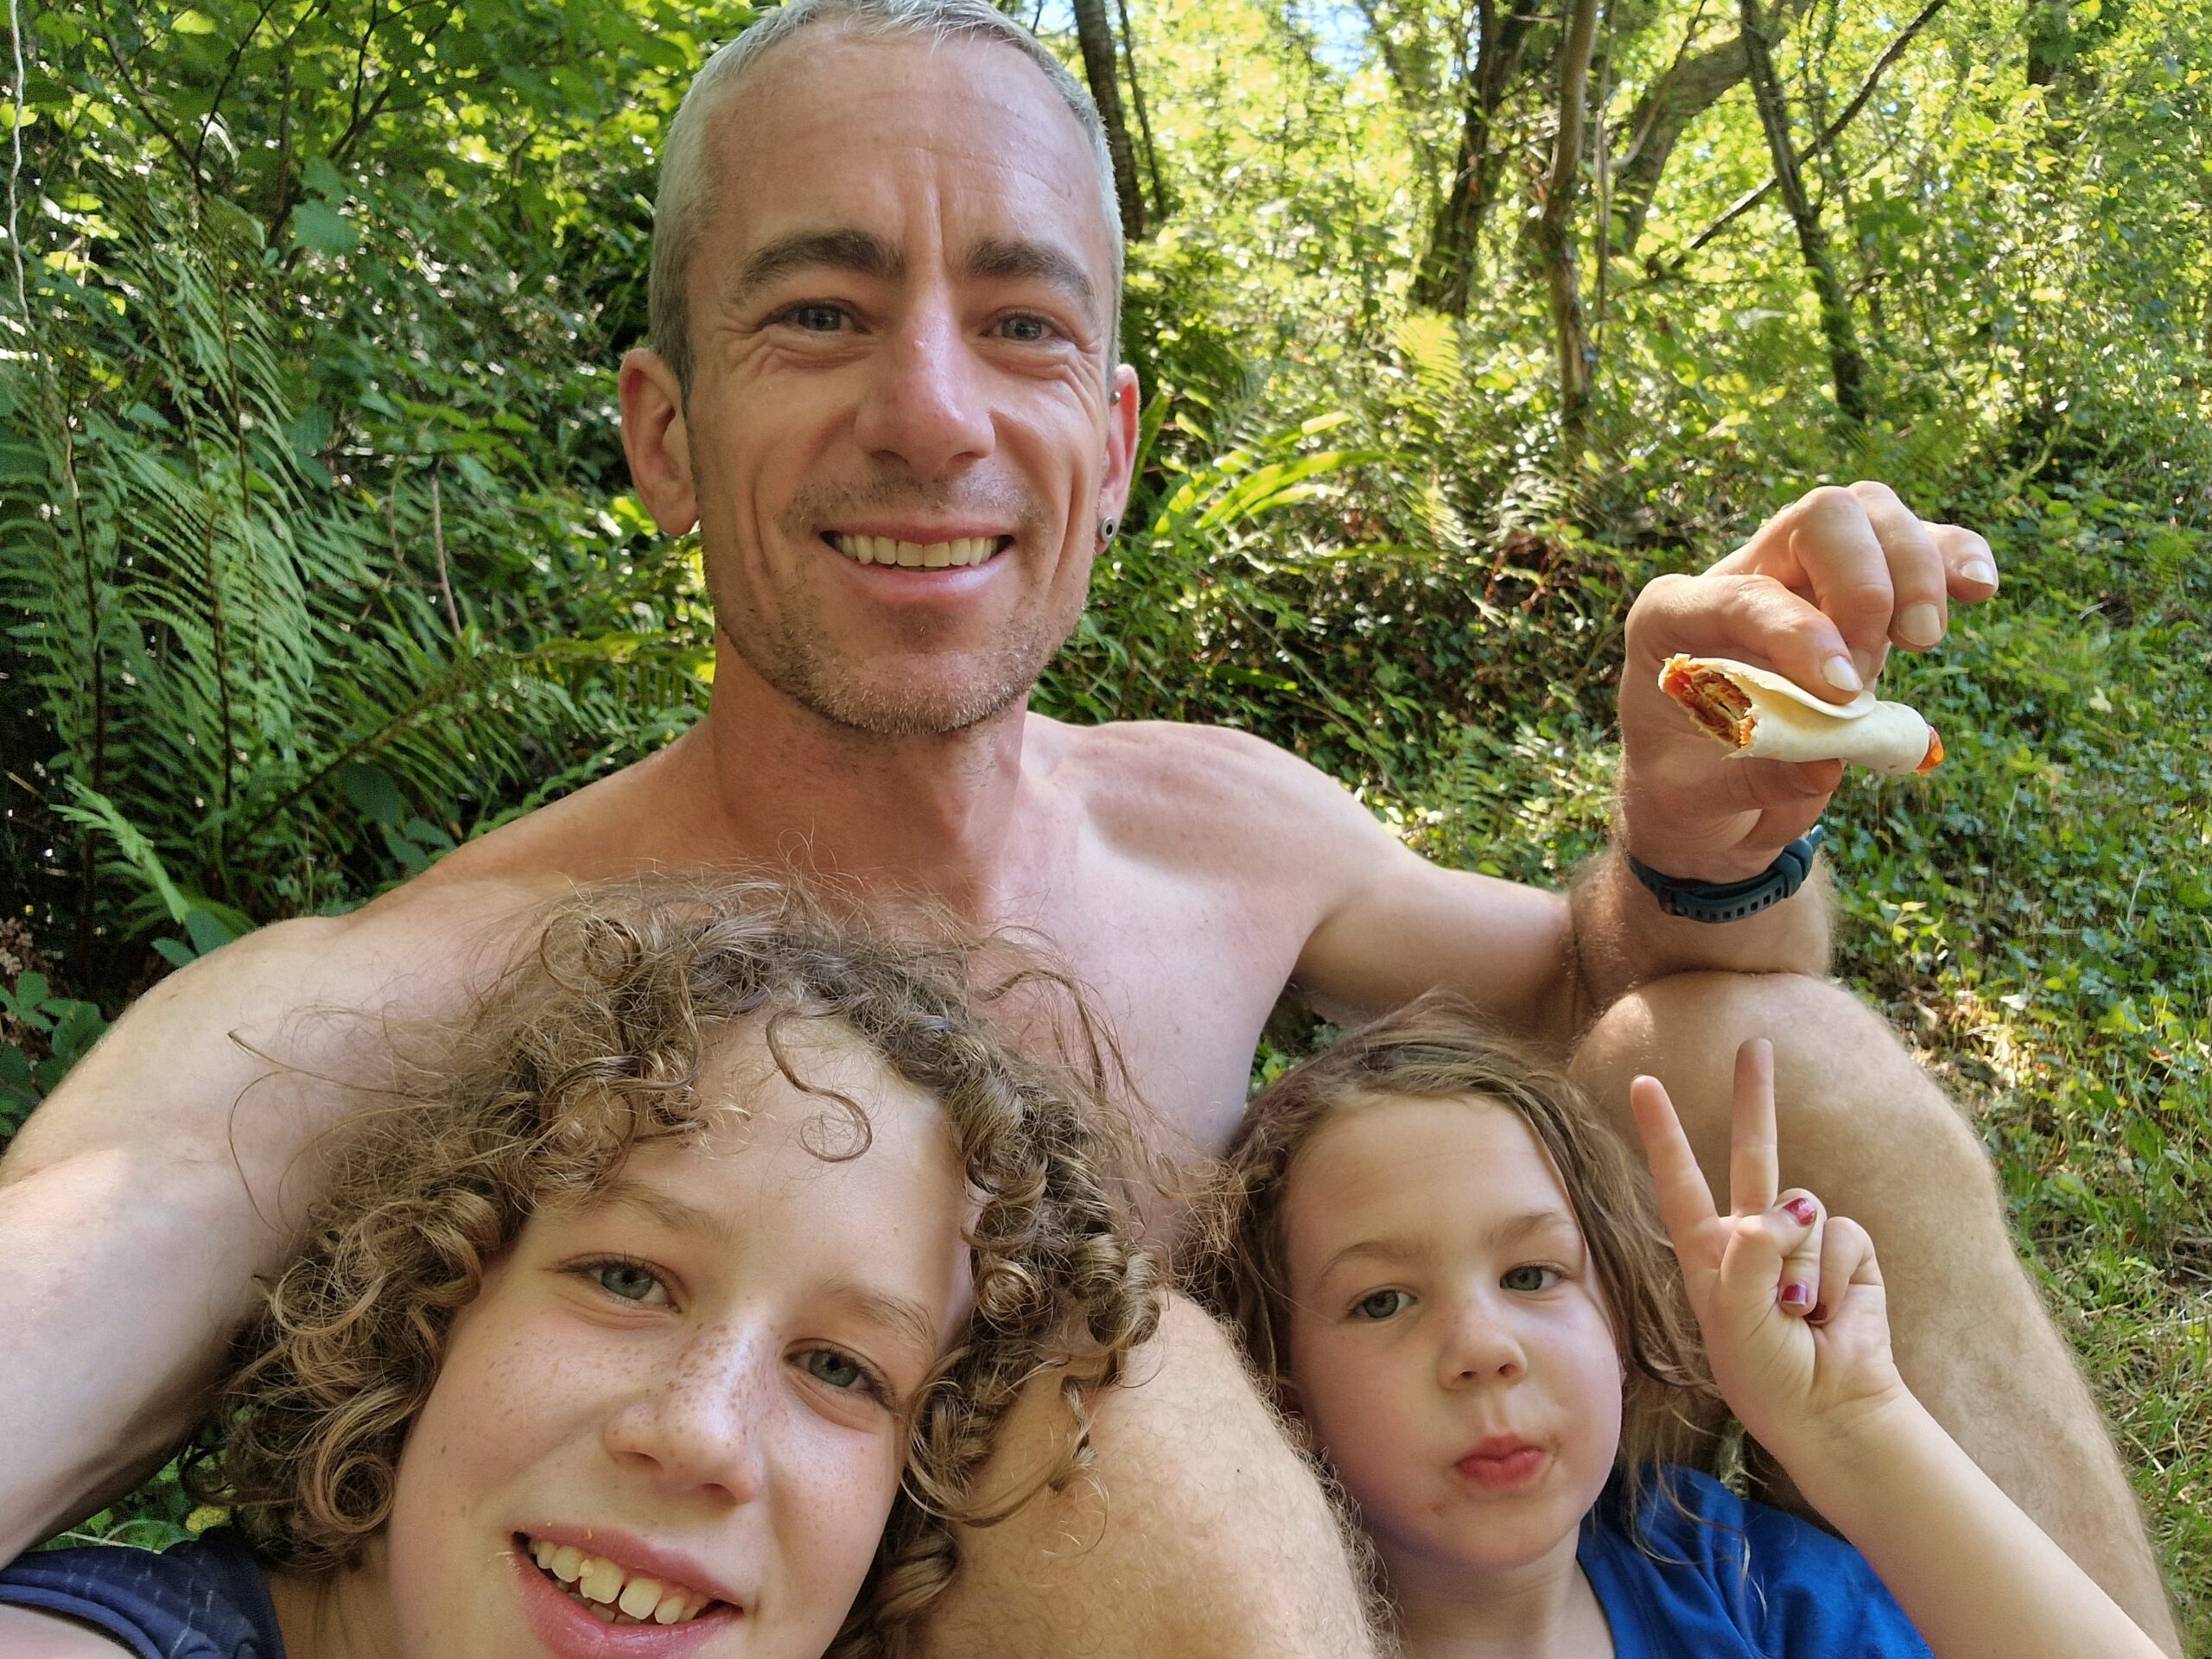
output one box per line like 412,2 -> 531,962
0,874 -> 1161,1659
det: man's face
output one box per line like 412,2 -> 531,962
636,29 -> 1134,736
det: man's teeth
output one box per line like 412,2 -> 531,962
527,1536 -> 715,1626
830,533 -> 998,569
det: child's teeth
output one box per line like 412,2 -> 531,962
530,1538 -> 720,1625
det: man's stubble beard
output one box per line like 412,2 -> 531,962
712,480 -> 1085,737
715,580 -> 1081,737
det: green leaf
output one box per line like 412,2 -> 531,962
183,906 -> 238,957
302,156 -> 345,201
340,762 -> 406,828
290,200 -> 359,256
55,782 -> 194,925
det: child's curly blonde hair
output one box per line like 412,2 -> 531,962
186,874 -> 1164,1657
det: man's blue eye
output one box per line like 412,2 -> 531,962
1502,1265 -> 1559,1293
999,315 -> 1051,341
1353,1288 -> 1412,1320
791,304 -> 845,332
804,1349 -> 869,1390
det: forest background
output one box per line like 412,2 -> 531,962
2,0 -> 2208,1637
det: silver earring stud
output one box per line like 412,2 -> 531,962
1101,517 -> 1119,543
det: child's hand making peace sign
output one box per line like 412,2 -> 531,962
1629,1039 -> 2167,1659
1628,1038 -> 1909,1459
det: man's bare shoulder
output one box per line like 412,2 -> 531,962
1034,716 -> 1391,863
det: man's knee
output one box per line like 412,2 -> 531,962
1571,970 -> 1996,1199
927,1293 -> 1379,1656
963,1291 -> 1282,1523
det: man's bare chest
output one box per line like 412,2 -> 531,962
1001,857 -> 1308,1160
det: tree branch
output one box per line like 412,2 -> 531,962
1662,0 -> 1947,272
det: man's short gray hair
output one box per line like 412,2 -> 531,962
647,0 -> 1125,397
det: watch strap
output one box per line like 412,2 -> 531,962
1625,823 -> 1827,924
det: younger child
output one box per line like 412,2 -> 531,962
1188,991 -> 2164,1659
0,875 -> 1161,1659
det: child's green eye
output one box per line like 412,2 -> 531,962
1352,1288 -> 1414,1320
569,1257 -> 672,1306
1502,1264 -> 1560,1293
801,1347 -> 887,1401
590,1260 -> 667,1303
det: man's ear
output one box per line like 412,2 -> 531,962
1096,361 -> 1141,528
619,346 -> 698,536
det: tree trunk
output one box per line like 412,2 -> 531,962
1611,0 -> 1814,260
1114,0 -> 1171,222
1535,0 -> 1603,460
1738,0 -> 1868,424
1071,0 -> 1147,241
1411,0 -> 1536,315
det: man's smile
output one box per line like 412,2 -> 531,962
826,531 -> 1011,569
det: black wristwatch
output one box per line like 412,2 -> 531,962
1624,824 -> 1827,924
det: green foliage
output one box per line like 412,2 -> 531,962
0,971 -> 108,1134
3,0 -> 726,1014
5,0 -> 2211,1637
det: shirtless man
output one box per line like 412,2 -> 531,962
0,2 -> 2178,1653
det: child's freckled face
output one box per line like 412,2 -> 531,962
1281,1095 -> 1624,1586
383,1019 -> 976,1659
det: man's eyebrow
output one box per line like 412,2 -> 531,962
722,228 -> 906,308
964,235 -> 1098,321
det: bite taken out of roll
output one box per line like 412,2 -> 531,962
1659,654 -> 1944,776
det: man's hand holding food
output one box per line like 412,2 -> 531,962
1618,480 -> 2001,886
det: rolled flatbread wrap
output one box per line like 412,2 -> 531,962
1659,654 -> 1943,775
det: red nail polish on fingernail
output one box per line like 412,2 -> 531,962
1808,1301 -> 1829,1325
1781,1283 -> 1811,1307
1783,1198 -> 1818,1225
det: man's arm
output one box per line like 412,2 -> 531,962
1295,482 -> 1996,1039
0,886 -> 535,1557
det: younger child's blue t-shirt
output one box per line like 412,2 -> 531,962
1579,1465 -> 1935,1658
0,1529 -> 283,1658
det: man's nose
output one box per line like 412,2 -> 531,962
1437,1293 -> 1528,1387
601,1324 -> 772,1503
852,305 -> 995,480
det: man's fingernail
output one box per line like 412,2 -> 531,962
1821,655 -> 1863,692
1783,1197 -> 1819,1225
1962,558 -> 1998,588
1781,1282 -> 1812,1307
1898,603 -> 1942,647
